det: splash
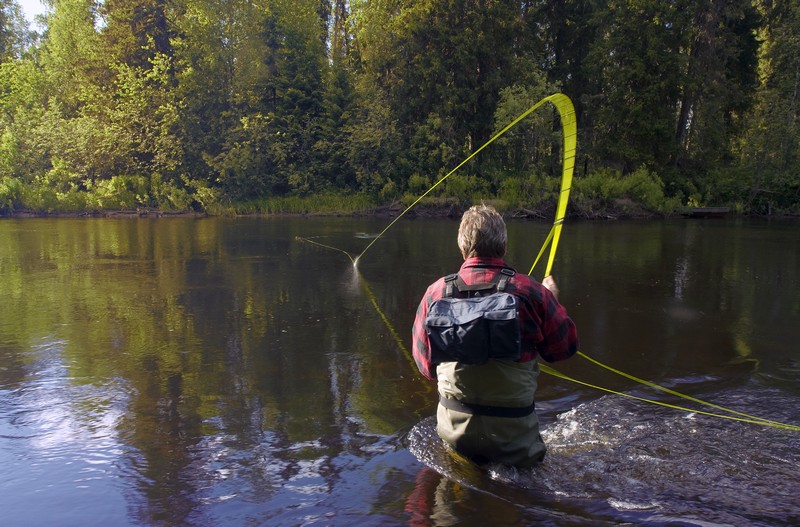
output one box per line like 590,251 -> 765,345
406,384 -> 800,525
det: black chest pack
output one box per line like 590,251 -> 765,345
424,268 -> 522,365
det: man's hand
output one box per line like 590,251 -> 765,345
542,275 -> 559,300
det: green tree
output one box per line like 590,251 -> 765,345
39,0 -> 107,115
102,0 -> 174,69
181,0 -> 331,199
351,0 -> 532,187
0,0 -> 33,60
490,77 -> 563,178
106,54 -> 182,180
583,0 -> 690,172
13,0 -> 118,196
3,0 -> 798,213
314,0 -> 357,190
171,0 -> 266,195
531,0 -> 599,140
267,0 -> 327,194
672,0 -> 759,177
736,1 -> 800,214
345,75 -> 404,196
581,0 -> 760,203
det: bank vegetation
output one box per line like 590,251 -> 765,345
0,1 -> 798,218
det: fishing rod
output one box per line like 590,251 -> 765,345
298,93 -> 799,432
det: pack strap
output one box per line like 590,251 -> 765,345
496,268 -> 514,292
443,273 -> 459,298
439,395 -> 535,418
443,268 -> 515,298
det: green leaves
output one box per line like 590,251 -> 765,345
0,0 -> 796,214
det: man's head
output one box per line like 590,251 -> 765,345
457,204 -> 507,259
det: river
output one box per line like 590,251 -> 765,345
1,216 -> 798,526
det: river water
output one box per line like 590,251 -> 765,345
0,216 -> 798,526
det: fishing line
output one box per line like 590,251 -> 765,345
502,96 -> 798,430
296,236 -> 429,382
540,363 -> 800,431
526,223 -> 555,277
299,234 -> 799,431
299,233 -> 799,431
359,270 -> 417,374
573,351 -> 799,429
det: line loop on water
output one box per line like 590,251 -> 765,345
295,236 -> 356,265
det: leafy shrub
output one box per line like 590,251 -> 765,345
497,172 -> 559,210
89,175 -> 150,210
21,183 -> 58,212
184,176 -> 222,213
150,174 -> 192,211
0,177 -> 24,214
445,174 -> 489,203
407,173 -> 431,195
573,166 -> 680,217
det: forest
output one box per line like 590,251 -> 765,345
0,0 -> 798,217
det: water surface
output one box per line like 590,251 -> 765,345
1,216 -> 798,526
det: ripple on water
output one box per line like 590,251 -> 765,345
0,357 -> 137,525
0,346 -> 135,484
406,384 -> 800,526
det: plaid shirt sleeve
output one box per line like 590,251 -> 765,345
517,277 -> 579,363
411,280 -> 443,380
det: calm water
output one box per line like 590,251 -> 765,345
1,216 -> 798,526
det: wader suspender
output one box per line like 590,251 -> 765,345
437,266 -> 536,418
442,267 -> 515,298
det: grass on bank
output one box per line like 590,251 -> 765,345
228,192 -> 379,215
2,166 -> 769,218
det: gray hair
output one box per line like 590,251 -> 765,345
457,204 -> 507,259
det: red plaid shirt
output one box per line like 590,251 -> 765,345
412,257 -> 579,380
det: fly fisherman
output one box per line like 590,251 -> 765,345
412,204 -> 579,467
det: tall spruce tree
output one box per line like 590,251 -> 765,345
673,0 -> 759,178
102,0 -> 173,68
583,0 -> 690,173
317,0 -> 357,189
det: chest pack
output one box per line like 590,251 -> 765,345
424,268 -> 521,365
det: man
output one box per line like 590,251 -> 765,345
412,204 -> 579,467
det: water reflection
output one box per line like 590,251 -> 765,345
0,217 -> 798,526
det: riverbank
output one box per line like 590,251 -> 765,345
8,188 -> 790,220
0,198 -> 683,221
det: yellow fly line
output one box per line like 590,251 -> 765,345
295,236 -> 356,265
526,93 -> 576,278
355,93 -> 576,269
571,351 -> 800,430
539,363 -> 800,431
